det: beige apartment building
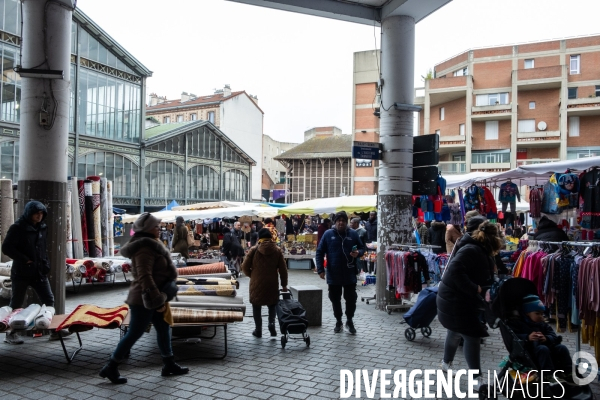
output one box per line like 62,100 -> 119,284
416,34 -> 600,174
262,134 -> 298,201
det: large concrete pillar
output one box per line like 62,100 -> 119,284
19,0 -> 74,314
375,15 -> 415,310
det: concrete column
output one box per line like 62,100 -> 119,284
19,0 -> 74,314
510,49 -> 519,169
465,71 -> 473,173
559,64 -> 568,160
375,15 -> 415,310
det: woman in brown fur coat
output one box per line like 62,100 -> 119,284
242,228 -> 288,338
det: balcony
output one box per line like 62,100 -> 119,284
438,161 -> 466,174
516,131 -> 561,147
439,135 -> 466,151
517,158 -> 560,166
428,75 -> 470,106
515,65 -> 564,90
414,87 -> 425,105
471,104 -> 512,121
470,162 -> 511,171
566,97 -> 600,116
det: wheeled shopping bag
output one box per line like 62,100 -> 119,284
401,286 -> 438,341
276,291 -> 309,349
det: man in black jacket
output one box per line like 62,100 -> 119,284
1,201 -> 62,344
533,215 -> 569,243
364,211 -> 377,243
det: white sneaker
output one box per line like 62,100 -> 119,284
4,332 -> 24,345
441,360 -> 452,372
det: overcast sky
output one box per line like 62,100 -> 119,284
77,0 -> 599,143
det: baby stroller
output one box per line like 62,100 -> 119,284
276,291 -> 310,349
480,277 -> 594,400
401,286 -> 438,341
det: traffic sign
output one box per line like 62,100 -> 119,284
352,141 -> 382,160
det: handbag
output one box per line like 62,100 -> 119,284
186,229 -> 195,247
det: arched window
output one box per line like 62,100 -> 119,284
76,151 -> 139,197
0,140 -> 19,182
145,160 -> 185,199
222,169 -> 248,201
187,165 -> 219,201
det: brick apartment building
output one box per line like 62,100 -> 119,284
416,34 -> 600,174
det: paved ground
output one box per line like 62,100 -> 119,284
0,269 -> 598,399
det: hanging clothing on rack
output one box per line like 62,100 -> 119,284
580,168 -> 600,229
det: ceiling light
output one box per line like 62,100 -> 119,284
15,68 -> 64,79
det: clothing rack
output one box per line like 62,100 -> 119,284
383,244 -> 441,314
527,239 -> 598,374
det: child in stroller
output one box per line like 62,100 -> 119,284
506,294 -> 572,380
481,277 -> 593,400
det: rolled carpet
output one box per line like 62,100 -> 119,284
176,277 -> 238,288
70,177 -> 84,259
179,272 -> 232,280
83,180 -> 95,257
9,304 -> 42,330
176,262 -> 227,276
0,307 -> 20,332
177,285 -> 236,297
78,180 -> 89,256
100,178 -> 109,257
174,295 -> 244,305
35,305 -> 55,329
107,180 -> 114,256
86,176 -> 102,257
170,307 -> 243,323
56,304 -> 129,333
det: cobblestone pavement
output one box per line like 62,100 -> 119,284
0,270 -> 598,399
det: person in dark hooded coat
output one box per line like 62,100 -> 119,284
242,228 -> 288,338
436,220 -> 503,379
171,216 -> 189,258
2,201 -> 66,344
533,215 -> 569,242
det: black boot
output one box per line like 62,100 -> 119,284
268,322 -> 277,337
99,360 -> 127,384
161,356 -> 189,377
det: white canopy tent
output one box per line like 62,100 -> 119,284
171,201 -> 244,211
122,204 -> 278,224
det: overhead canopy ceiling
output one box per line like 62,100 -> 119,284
226,0 -> 453,26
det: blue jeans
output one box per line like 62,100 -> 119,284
9,277 -> 54,308
112,305 -> 172,362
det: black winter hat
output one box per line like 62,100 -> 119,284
333,211 -> 349,223
258,228 -> 272,240
466,216 -> 487,233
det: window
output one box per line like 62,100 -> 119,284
596,86 -> 600,97
176,115 -> 183,122
568,87 -> 577,99
476,93 -> 509,106
453,67 -> 468,77
459,123 -> 465,136
524,59 -> 534,69
440,107 -> 445,121
569,116 -> 580,137
570,55 -> 580,74
518,119 -> 536,133
163,116 -> 170,123
207,111 -> 215,123
190,113 -> 197,121
529,101 -> 536,109
568,148 -> 600,159
485,121 -> 499,140
472,150 -> 510,164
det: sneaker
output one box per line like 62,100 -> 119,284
441,360 -> 452,372
49,329 -> 72,341
334,320 -> 343,333
4,332 -> 24,345
345,320 -> 356,335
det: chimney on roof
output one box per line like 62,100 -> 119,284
249,94 -> 259,105
181,91 -> 191,102
149,93 -> 159,107
189,93 -> 197,99
223,84 -> 231,97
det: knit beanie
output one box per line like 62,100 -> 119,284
258,228 -> 272,240
133,212 -> 161,233
466,216 -> 487,233
521,294 -> 545,314
333,211 -> 349,223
